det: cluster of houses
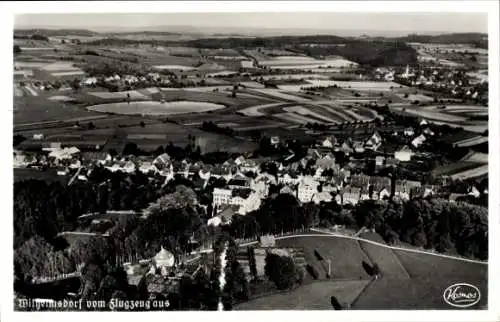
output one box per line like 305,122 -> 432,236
372,64 -> 487,101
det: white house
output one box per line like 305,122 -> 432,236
241,60 -> 254,69
365,132 -> 382,151
212,188 -> 233,207
403,127 -> 415,136
312,191 -> 333,205
297,176 -> 320,203
411,134 -> 426,148
321,136 -> 337,148
394,145 -> 414,162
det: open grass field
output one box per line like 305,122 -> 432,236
14,96 -> 101,125
234,280 -> 370,310
394,250 -> 488,299
276,236 -> 372,280
357,233 -> 411,280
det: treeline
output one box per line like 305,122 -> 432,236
294,41 -> 418,67
201,121 -> 235,136
13,34 -> 49,41
13,170 -> 160,249
392,33 -> 488,49
14,28 -> 96,37
226,193 -> 487,260
186,35 -> 347,49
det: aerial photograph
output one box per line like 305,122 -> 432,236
12,11 -> 489,311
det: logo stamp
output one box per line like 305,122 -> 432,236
443,283 -> 481,308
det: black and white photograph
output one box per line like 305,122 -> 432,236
2,1 -> 499,321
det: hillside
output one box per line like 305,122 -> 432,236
14,28 -> 97,37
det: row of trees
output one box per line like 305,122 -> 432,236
225,192 -> 487,260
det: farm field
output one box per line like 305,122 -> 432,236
14,96 -> 101,125
87,101 -> 227,116
234,280 -> 370,310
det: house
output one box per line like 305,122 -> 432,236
338,187 -> 361,205
212,188 -> 233,207
411,134 -> 426,148
321,136 -> 337,148
234,192 -> 262,215
153,153 -> 173,176
33,133 -> 44,140
468,186 -> 481,198
377,188 -> 391,200
280,185 -> 296,196
139,162 -> 157,174
241,60 -> 254,69
337,140 -> 354,155
278,173 -> 300,186
83,77 -> 97,86
365,132 -> 382,151
315,153 -> 336,170
353,141 -> 365,153
228,173 -> 251,189
297,176 -> 320,203
423,127 -> 435,136
312,191 -> 333,205
239,159 -> 260,173
394,145 -> 414,162
403,127 -> 415,136
375,156 -> 385,168
208,205 -> 238,226
270,136 -> 280,146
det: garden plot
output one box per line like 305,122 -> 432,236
239,102 -> 286,117
259,56 -> 358,69
274,112 -> 324,124
259,74 -> 330,81
239,81 -> 265,89
252,88 -> 312,102
87,100 -> 226,116
41,61 -> 81,72
14,61 -> 52,69
315,104 -> 357,122
284,106 -> 337,123
89,90 -> 148,100
48,95 -> 76,102
396,94 -> 434,102
390,106 -> 467,122
23,85 -> 38,96
153,65 -> 196,71
51,71 -> 85,77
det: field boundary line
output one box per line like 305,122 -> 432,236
309,229 -> 488,265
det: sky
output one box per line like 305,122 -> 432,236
14,12 -> 488,35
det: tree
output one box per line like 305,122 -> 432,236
264,253 -> 297,290
14,45 -> 21,55
139,121 -> 145,128
70,78 -> 81,92
87,122 -> 96,130
122,142 -> 139,156
13,134 -> 26,147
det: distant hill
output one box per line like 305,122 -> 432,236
393,33 -> 488,49
14,28 -> 97,37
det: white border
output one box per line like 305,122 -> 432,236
1,2 -> 498,322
